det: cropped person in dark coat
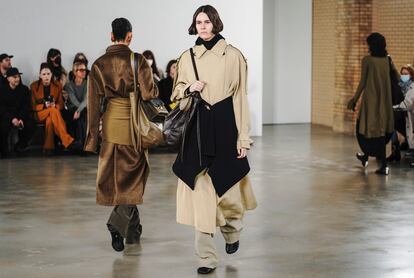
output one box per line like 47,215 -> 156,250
0,68 -> 35,157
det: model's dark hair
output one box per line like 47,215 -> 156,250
188,5 -> 223,35
166,59 -> 177,77
112,17 -> 132,41
367,32 -> 388,57
143,50 -> 160,79
73,52 -> 89,66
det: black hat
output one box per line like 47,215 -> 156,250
0,53 -> 13,62
5,67 -> 22,77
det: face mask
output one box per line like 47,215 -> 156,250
147,59 -> 153,67
401,75 -> 411,83
54,56 -> 62,65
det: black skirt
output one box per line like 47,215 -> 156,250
356,120 -> 392,157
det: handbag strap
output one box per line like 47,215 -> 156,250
189,48 -> 199,81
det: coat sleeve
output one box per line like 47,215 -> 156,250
18,86 -> 32,120
352,56 -> 369,103
137,55 -> 158,101
232,52 -> 251,150
171,53 -> 192,101
30,83 -> 44,112
84,64 -> 105,153
399,87 -> 414,111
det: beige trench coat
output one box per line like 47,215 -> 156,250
84,44 -> 158,206
172,39 -> 257,234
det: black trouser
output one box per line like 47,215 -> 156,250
0,116 -> 35,156
107,205 -> 142,244
62,109 -> 87,146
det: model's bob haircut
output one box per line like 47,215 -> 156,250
188,5 -> 223,35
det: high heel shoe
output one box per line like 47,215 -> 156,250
356,153 -> 368,167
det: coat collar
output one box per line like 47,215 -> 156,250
106,44 -> 132,54
193,39 -> 227,58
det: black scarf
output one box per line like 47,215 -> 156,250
195,34 -> 225,50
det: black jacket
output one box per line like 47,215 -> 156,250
0,83 -> 32,123
158,76 -> 173,111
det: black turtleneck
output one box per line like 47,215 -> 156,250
196,34 -> 225,50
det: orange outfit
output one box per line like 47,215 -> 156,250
30,80 -> 73,150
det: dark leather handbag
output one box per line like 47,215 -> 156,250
389,56 -> 405,105
163,48 -> 202,149
133,53 -> 169,123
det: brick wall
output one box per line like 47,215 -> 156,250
312,0 -> 414,133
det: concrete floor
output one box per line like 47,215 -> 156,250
1,124 -> 414,278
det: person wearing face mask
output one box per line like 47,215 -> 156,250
388,65 -> 414,165
171,5 -> 257,274
47,48 -> 68,87
157,59 -> 177,111
0,68 -> 35,158
30,63 -> 80,154
142,50 -> 164,82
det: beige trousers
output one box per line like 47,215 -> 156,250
195,218 -> 242,268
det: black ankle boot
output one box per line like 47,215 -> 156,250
225,240 -> 239,254
375,165 -> 389,175
108,225 -> 124,252
197,267 -> 216,274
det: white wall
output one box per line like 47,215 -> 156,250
0,0 -> 263,136
263,0 -> 312,124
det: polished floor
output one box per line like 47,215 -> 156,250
1,124 -> 414,278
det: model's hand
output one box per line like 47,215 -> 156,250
18,120 -> 24,128
73,111 -> 80,120
189,81 -> 206,93
347,98 -> 356,111
11,118 -> 19,127
237,148 -> 248,159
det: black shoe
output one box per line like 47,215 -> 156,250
225,240 -> 239,254
109,229 -> 124,252
386,152 -> 401,162
356,153 -> 368,167
197,267 -> 216,274
375,166 -> 389,175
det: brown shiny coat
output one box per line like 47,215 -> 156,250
85,44 -> 158,206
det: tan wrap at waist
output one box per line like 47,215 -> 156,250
102,93 -> 141,150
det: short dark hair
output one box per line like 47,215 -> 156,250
112,18 -> 132,41
188,5 -> 223,35
39,62 -> 52,73
166,59 -> 177,76
367,32 -> 388,57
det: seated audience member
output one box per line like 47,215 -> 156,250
0,68 -> 35,158
389,65 -> 414,166
47,48 -> 67,87
143,50 -> 164,82
68,52 -> 90,81
157,59 -> 177,111
63,61 -> 88,147
0,53 -> 13,87
30,63 -> 79,154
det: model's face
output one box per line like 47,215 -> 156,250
196,12 -> 214,41
169,63 -> 177,79
40,68 -> 52,86
7,75 -> 20,88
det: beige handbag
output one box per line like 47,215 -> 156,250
130,52 -> 164,150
